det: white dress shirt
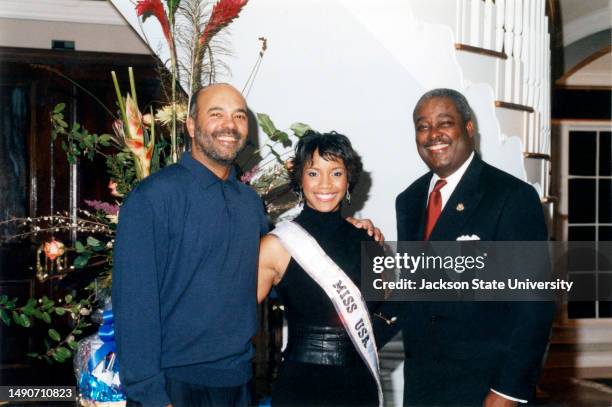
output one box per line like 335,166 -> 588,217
426,152 -> 474,209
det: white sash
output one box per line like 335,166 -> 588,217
271,221 -> 383,407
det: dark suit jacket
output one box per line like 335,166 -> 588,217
377,154 -> 554,406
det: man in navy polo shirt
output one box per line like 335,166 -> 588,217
113,84 -> 268,407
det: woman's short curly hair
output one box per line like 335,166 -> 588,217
290,130 -> 363,193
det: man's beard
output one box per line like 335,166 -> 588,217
194,126 -> 246,166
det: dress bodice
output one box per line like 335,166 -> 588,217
275,205 -> 377,327
270,205 -> 381,406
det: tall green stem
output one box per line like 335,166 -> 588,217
111,71 -> 128,128
128,67 -> 138,107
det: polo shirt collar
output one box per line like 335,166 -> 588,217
179,152 -> 241,191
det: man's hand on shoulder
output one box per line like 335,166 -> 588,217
345,216 -> 385,244
483,391 -> 518,407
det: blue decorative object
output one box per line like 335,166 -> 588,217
258,396 -> 272,406
75,305 -> 126,405
87,309 -> 118,374
78,372 -> 125,403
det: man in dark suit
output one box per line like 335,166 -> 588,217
376,89 -> 554,406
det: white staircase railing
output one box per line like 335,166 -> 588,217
456,0 -> 551,156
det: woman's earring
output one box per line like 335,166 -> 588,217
345,189 -> 351,206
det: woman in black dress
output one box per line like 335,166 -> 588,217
258,131 -> 381,407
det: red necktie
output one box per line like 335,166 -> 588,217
424,179 -> 447,240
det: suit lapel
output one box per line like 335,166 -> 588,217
403,175 -> 431,241
429,156 -> 485,241
415,178 -> 430,240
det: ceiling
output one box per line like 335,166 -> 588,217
560,0 -> 609,22
559,0 -> 611,45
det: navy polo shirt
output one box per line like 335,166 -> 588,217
113,153 -> 269,407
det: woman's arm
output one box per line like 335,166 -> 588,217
257,234 -> 291,303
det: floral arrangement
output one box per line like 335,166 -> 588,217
0,0 -> 305,405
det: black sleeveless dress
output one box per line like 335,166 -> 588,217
271,205 -> 379,407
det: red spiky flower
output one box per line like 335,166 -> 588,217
135,0 -> 173,49
199,0 -> 248,47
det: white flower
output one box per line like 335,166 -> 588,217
106,214 -> 119,224
155,103 -> 187,126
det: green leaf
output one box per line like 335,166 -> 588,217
48,329 -> 61,342
74,253 -> 91,268
42,312 -> 52,323
25,298 -> 37,309
75,241 -> 86,253
53,103 -> 66,114
0,295 -> 7,304
290,122 -> 312,138
275,131 -> 291,148
65,294 -> 73,304
92,244 -> 106,253
83,134 -> 95,149
165,0 -> 181,17
256,113 -> 278,138
20,314 -> 31,328
55,308 -> 65,316
41,296 -> 55,310
86,237 -> 101,247
270,149 -> 282,162
52,351 -> 65,363
12,311 -> 21,325
0,309 -> 10,325
56,347 -> 72,360
26,352 -> 39,358
99,134 -> 112,147
270,130 -> 289,143
68,340 -> 79,350
73,329 -> 82,335
57,118 -> 68,128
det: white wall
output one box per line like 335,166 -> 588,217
106,0 -> 546,240
3,0 -> 549,238
223,0 -> 528,240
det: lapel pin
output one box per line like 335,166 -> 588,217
456,203 -> 465,212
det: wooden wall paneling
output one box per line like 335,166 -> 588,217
0,47 -> 160,385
